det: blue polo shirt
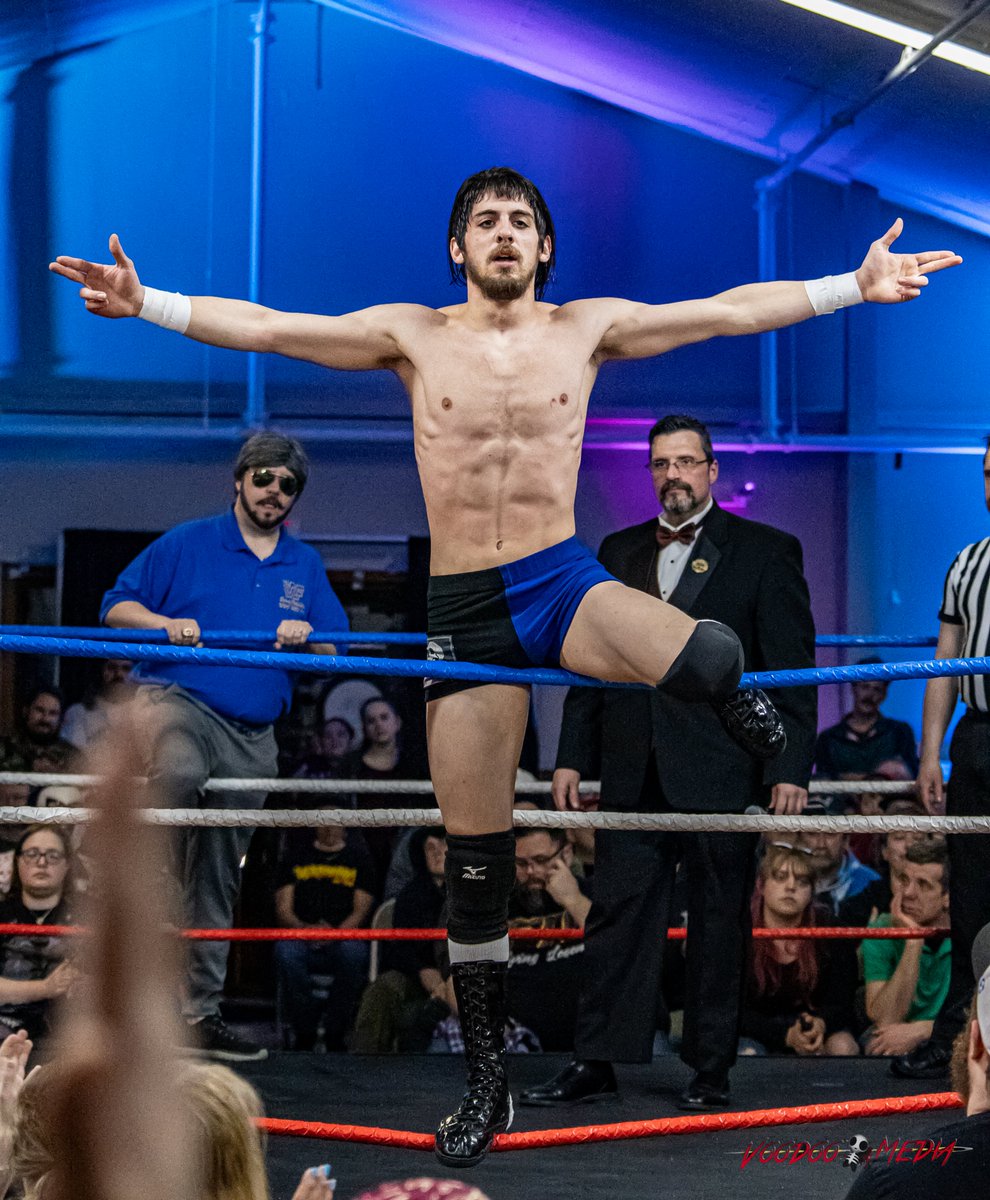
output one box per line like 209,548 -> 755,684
100,509 -> 348,725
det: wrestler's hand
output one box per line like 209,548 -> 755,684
855,219 -> 961,304
275,620 -> 313,650
552,768 -> 594,811
161,618 -> 201,647
49,234 -> 145,318
769,783 -> 807,816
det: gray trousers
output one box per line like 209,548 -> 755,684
140,685 -> 276,1019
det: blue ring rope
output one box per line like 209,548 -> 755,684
0,625 -> 425,647
0,625 -> 939,649
2,632 -> 987,691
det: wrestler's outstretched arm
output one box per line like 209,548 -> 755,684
49,234 -> 417,371
590,218 -> 962,361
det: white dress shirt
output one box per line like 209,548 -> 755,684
656,497 -> 713,601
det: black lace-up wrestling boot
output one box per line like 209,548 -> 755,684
434,960 -> 513,1168
714,688 -> 786,761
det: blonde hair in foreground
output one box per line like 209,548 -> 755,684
14,1061 -> 269,1200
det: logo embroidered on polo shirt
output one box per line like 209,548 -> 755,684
279,579 -> 306,613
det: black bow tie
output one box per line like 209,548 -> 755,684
656,523 -> 698,549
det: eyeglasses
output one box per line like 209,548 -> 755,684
515,845 -> 566,871
19,848 -> 66,865
250,469 -> 299,497
648,456 -> 712,474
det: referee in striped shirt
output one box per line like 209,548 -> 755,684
893,442 -> 990,1080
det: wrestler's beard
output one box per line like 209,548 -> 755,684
465,255 -> 537,302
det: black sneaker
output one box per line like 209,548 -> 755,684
187,1014 -> 268,1063
890,1040 -> 952,1079
714,688 -> 786,761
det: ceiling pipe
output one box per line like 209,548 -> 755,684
245,0 -> 273,429
755,0 -> 990,442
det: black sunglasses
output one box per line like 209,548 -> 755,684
250,469 -> 299,497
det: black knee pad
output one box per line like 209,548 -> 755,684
657,619 -> 743,703
444,830 -> 516,944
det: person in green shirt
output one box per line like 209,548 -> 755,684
862,838 -> 950,1057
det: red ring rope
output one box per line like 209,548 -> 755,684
0,923 -> 948,940
258,1091 -> 963,1151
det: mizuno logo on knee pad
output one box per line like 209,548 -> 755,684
462,866 -> 487,880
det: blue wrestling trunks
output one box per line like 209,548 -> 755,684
424,536 -> 617,701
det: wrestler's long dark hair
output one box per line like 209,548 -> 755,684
447,166 -> 556,299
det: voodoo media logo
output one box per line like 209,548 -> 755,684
737,1133 -> 967,1171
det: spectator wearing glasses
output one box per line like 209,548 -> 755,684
100,432 -> 348,1062
506,827 -> 591,1052
796,799 -> 880,918
0,826 -> 78,1042
522,413 -> 816,1112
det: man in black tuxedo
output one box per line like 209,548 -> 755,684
520,413 -> 817,1111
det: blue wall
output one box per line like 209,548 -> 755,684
2,1 -> 984,433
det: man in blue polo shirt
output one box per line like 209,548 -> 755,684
101,431 -> 347,1061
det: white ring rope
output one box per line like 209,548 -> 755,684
0,805 -> 981,834
0,773 -> 916,796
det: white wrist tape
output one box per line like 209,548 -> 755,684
139,287 -> 192,333
804,272 -> 863,316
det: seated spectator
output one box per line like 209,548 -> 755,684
291,716 -> 355,781
741,843 -> 858,1056
352,827 -> 448,1053
844,922 -> 990,1198
843,758 -> 916,870
862,838 -> 950,1058
274,824 -> 376,1050
814,664 -> 919,778
0,689 -> 76,776
838,798 -> 931,928
426,826 -> 591,1055
60,659 -> 134,751
505,826 -> 592,1052
796,800 -> 880,917
347,697 -> 423,887
0,826 -> 78,1043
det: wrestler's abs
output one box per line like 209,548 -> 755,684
404,317 -> 598,576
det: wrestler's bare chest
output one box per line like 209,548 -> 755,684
405,316 -> 596,446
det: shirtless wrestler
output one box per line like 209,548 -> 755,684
50,167 -> 961,1167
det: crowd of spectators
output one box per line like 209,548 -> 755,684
0,656 -> 951,1066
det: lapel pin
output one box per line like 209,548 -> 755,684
691,558 -> 709,574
